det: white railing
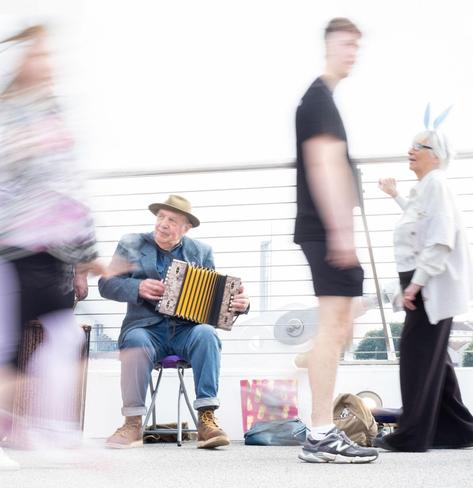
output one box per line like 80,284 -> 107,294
74,154 -> 473,367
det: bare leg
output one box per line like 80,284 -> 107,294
295,296 -> 371,369
308,296 -> 355,427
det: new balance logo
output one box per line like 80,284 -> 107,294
328,438 -> 349,452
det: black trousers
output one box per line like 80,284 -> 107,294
384,270 -> 473,451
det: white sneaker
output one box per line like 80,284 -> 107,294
0,447 -> 19,471
298,428 -> 378,464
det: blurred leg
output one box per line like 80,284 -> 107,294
0,258 -> 20,440
308,296 -> 355,426
300,241 -> 362,429
28,309 -> 84,444
119,326 -> 167,416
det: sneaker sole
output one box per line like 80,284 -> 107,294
298,451 -> 378,464
105,439 -> 143,449
197,435 -> 230,449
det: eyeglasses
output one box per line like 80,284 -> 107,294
412,142 -> 433,151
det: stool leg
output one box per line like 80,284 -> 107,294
151,377 -> 157,427
178,367 -> 198,429
177,379 -> 183,447
142,366 -> 163,434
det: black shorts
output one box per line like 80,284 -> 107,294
300,241 -> 364,297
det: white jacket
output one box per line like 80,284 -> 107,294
393,169 -> 473,324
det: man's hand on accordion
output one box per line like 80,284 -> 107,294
139,278 -> 166,301
231,285 -> 250,314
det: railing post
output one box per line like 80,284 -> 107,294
259,240 -> 271,313
356,168 -> 397,361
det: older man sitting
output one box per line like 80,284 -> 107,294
99,195 -> 249,449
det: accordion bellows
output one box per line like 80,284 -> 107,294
157,259 -> 241,330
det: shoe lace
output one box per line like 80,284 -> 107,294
339,430 -> 359,447
200,410 -> 219,429
116,423 -> 140,438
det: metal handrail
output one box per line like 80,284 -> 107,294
81,154 -> 473,363
88,151 -> 473,179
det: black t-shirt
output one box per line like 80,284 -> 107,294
294,77 -> 358,243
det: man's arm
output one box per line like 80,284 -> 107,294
98,239 -> 143,304
303,135 -> 358,268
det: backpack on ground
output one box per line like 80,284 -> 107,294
333,393 -> 378,446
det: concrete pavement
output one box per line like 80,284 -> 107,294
1,440 -> 472,488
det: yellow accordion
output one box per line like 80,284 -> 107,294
157,259 -> 241,330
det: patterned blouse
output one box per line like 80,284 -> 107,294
0,86 -> 97,264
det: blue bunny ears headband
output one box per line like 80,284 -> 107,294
424,103 -> 452,130
421,103 -> 453,168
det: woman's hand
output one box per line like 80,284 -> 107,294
378,178 -> 398,198
403,283 -> 422,310
73,269 -> 89,300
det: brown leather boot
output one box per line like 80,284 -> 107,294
197,409 -> 230,449
105,416 -> 143,449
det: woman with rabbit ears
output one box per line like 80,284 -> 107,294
376,105 -> 473,452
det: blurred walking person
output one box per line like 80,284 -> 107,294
0,22 -> 117,468
294,18 -> 377,463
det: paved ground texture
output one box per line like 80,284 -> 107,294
1,440 -> 472,488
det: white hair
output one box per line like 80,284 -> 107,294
414,130 -> 453,169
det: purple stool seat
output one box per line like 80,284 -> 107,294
158,355 -> 191,369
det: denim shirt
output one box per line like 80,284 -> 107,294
155,241 -> 183,277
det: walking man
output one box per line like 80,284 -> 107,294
294,18 -> 378,463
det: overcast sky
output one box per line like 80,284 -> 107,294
3,0 -> 473,171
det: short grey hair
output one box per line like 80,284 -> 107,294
414,130 -> 453,169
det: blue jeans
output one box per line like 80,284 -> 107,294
119,323 -> 222,416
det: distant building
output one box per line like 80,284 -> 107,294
90,323 -> 118,356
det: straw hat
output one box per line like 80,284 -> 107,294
148,195 -> 200,228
